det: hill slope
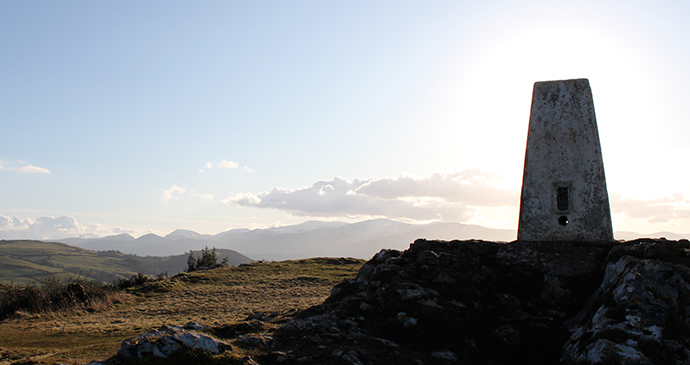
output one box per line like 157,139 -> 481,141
0,240 -> 252,283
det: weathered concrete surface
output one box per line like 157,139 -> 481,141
518,79 -> 613,242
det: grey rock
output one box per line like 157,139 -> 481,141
117,324 -> 231,359
238,333 -> 274,348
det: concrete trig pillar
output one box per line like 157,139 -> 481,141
518,79 -> 613,242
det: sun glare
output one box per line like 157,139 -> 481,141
436,20 -> 660,180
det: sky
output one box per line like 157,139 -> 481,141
2,0 -> 690,240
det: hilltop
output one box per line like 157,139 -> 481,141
107,238 -> 690,364
3,238 -> 690,364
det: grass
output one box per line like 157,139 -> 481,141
0,257 -> 365,364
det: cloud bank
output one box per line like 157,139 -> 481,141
610,193 -> 690,224
0,215 -> 139,240
224,170 -> 519,221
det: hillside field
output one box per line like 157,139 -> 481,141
0,257 -> 365,364
0,240 -> 252,284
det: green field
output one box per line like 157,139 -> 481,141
0,240 -> 164,283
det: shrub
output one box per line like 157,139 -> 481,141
115,272 -> 150,289
0,276 -> 121,320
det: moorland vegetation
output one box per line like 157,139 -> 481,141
0,256 -> 365,364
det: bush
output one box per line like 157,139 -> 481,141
0,276 -> 121,320
186,246 -> 228,272
115,272 -> 150,289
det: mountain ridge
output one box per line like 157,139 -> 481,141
56,219 -> 688,260
59,219 -> 516,260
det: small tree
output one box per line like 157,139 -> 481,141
186,246 -> 226,272
197,246 -> 217,269
186,251 -> 198,272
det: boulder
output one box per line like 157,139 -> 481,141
117,324 -> 232,359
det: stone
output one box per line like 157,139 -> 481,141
183,320 -> 207,331
561,240 -> 690,364
238,333 -> 274,348
518,79 -> 613,242
117,324 -> 231,359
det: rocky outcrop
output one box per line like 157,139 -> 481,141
267,238 -> 690,364
562,240 -> 690,364
117,322 -> 231,359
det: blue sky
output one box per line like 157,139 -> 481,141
2,1 -> 690,239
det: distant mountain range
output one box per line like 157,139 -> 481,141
613,231 -> 690,241
56,219 -> 687,261
58,219 -> 517,260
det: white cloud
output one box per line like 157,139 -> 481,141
224,170 -> 519,222
0,215 -> 141,240
0,215 -> 82,239
161,186 -> 214,202
0,215 -> 30,231
15,165 -> 51,174
355,170 -> 515,206
199,160 -> 253,172
112,227 -> 140,235
222,193 -> 261,205
0,159 -> 51,174
217,160 -> 239,169
161,185 -> 186,202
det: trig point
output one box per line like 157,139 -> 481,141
518,79 -> 613,242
